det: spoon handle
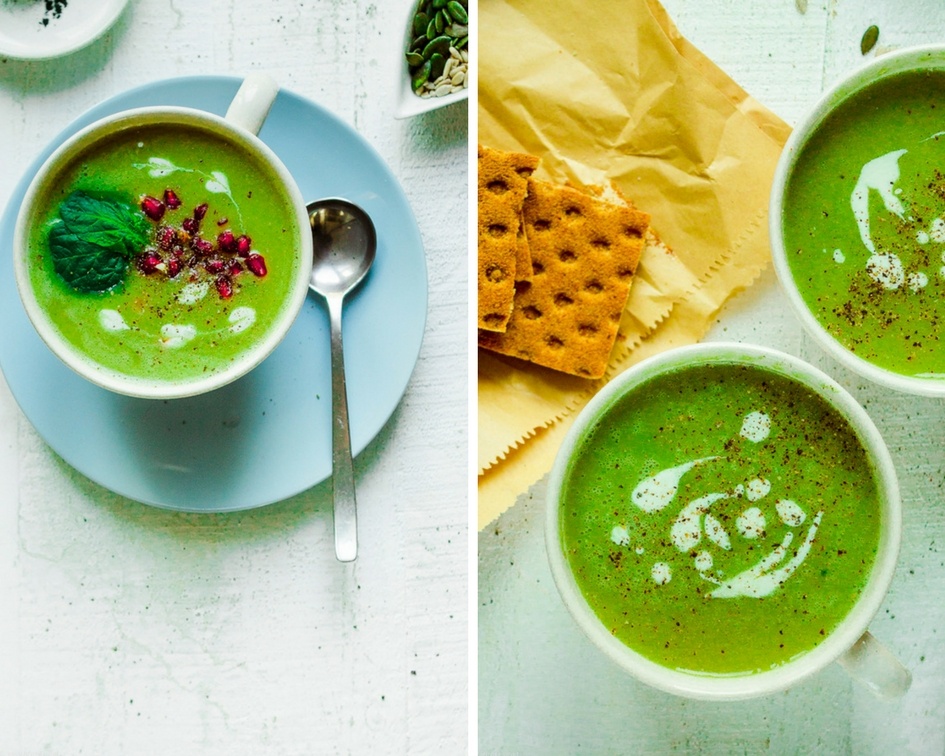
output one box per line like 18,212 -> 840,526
327,293 -> 358,562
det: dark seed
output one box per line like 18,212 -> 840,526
861,25 -> 879,55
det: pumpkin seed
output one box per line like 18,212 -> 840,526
430,52 -> 446,80
446,1 -> 467,24
413,11 -> 428,36
412,59 -> 432,91
435,9 -> 445,33
432,0 -> 448,8
422,34 -> 451,60
406,51 -> 424,67
861,24 -> 879,55
455,35 -> 467,50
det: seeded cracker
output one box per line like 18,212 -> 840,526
478,179 -> 650,378
477,145 -> 539,331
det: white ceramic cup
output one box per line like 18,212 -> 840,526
13,74 -> 313,400
770,45 -> 945,396
546,343 -> 910,701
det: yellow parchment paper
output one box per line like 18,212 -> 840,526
478,0 -> 791,528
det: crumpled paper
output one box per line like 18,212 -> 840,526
478,0 -> 790,529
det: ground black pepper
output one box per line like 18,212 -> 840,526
40,0 -> 68,26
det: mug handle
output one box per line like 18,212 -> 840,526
837,631 -> 911,698
224,73 -> 280,136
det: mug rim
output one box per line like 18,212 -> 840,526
544,342 -> 902,700
769,43 -> 945,397
13,104 -> 313,400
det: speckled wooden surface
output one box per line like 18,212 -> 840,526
0,1 -> 467,753
479,1 -> 945,753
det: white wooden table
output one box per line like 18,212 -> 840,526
0,1 -> 467,752
479,2 -> 945,753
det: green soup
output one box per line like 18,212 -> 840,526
25,120 -> 302,386
559,361 -> 882,675
783,67 -> 945,377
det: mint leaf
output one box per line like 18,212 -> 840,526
49,222 -> 129,292
48,192 -> 150,293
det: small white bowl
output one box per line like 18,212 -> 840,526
770,45 -> 945,396
394,0 -> 469,119
0,0 -> 129,61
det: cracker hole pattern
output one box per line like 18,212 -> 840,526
486,180 -> 510,195
591,238 -> 611,250
554,293 -> 574,307
578,323 -> 598,336
585,280 -> 603,293
559,249 -> 577,263
546,335 -> 565,349
532,261 -> 545,275
522,305 -> 543,320
485,265 -> 507,283
533,219 -> 552,231
487,223 -> 508,237
564,205 -> 583,217
482,313 -> 505,326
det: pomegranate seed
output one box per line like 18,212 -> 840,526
246,253 -> 267,277
193,203 -> 208,221
215,274 -> 233,299
205,258 -> 226,274
136,252 -> 164,274
141,196 -> 165,221
229,260 -> 243,276
167,258 -> 182,278
236,235 -> 252,256
182,217 -> 199,235
163,189 -> 182,209
171,245 -> 186,259
217,230 -> 237,254
191,238 -> 214,256
217,217 -> 229,226
155,226 -> 177,250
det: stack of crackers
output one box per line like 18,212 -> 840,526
477,145 -> 651,379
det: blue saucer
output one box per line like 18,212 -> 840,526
0,76 -> 427,512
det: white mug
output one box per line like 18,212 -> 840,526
770,45 -> 945,396
545,343 -> 910,700
13,74 -> 312,400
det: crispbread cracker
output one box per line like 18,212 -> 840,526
477,145 -> 539,331
478,179 -> 650,378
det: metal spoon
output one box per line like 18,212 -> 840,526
307,198 -> 377,562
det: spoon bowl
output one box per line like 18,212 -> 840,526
309,200 -> 377,296
307,198 -> 378,562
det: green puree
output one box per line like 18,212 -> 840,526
560,362 -> 881,675
783,68 -> 945,377
26,122 -> 300,384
